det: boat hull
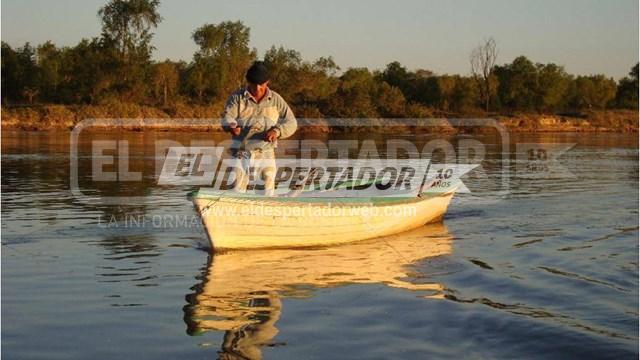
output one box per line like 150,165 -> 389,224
193,191 -> 455,250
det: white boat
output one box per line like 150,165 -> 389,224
192,186 -> 457,251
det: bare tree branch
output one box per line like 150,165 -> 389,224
470,37 -> 498,112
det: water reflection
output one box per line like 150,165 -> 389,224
183,223 -> 452,359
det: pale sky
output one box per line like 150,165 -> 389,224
2,0 -> 638,78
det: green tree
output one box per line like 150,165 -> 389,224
57,38 -> 120,104
263,46 -> 303,100
451,76 -> 479,112
1,42 -> 21,102
185,62 -> 210,103
327,67 -> 408,118
412,75 -> 440,107
428,75 -> 480,113
190,21 -> 256,101
378,62 -> 441,108
494,56 -> 538,111
264,46 -> 339,112
436,75 -> 457,111
495,57 -> 572,112
570,75 -> 617,110
303,56 -> 340,102
380,61 -> 414,96
98,0 -> 161,102
375,82 -> 406,117
326,68 -> 378,118
151,60 -> 179,106
36,41 -> 64,102
98,0 -> 162,62
615,63 -> 639,109
2,42 -> 42,104
535,63 -> 571,112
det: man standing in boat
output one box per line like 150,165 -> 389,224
222,61 -> 297,196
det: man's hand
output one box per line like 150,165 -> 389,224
230,126 -> 241,136
265,128 -> 279,142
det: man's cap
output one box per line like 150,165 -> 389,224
246,61 -> 270,84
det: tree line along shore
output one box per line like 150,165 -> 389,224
1,0 -> 638,132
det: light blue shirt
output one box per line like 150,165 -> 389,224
222,88 -> 297,152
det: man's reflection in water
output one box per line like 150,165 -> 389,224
185,288 -> 283,358
184,269 -> 283,359
219,293 -> 282,360
183,223 -> 452,359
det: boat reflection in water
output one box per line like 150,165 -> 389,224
183,223 -> 453,359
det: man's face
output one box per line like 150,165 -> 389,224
247,81 -> 269,99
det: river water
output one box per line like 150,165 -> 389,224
2,130 -> 638,359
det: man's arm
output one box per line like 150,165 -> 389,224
273,95 -> 297,139
221,94 -> 241,134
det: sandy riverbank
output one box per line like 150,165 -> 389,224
1,104 -> 637,133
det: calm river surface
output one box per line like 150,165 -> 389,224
2,130 -> 638,359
